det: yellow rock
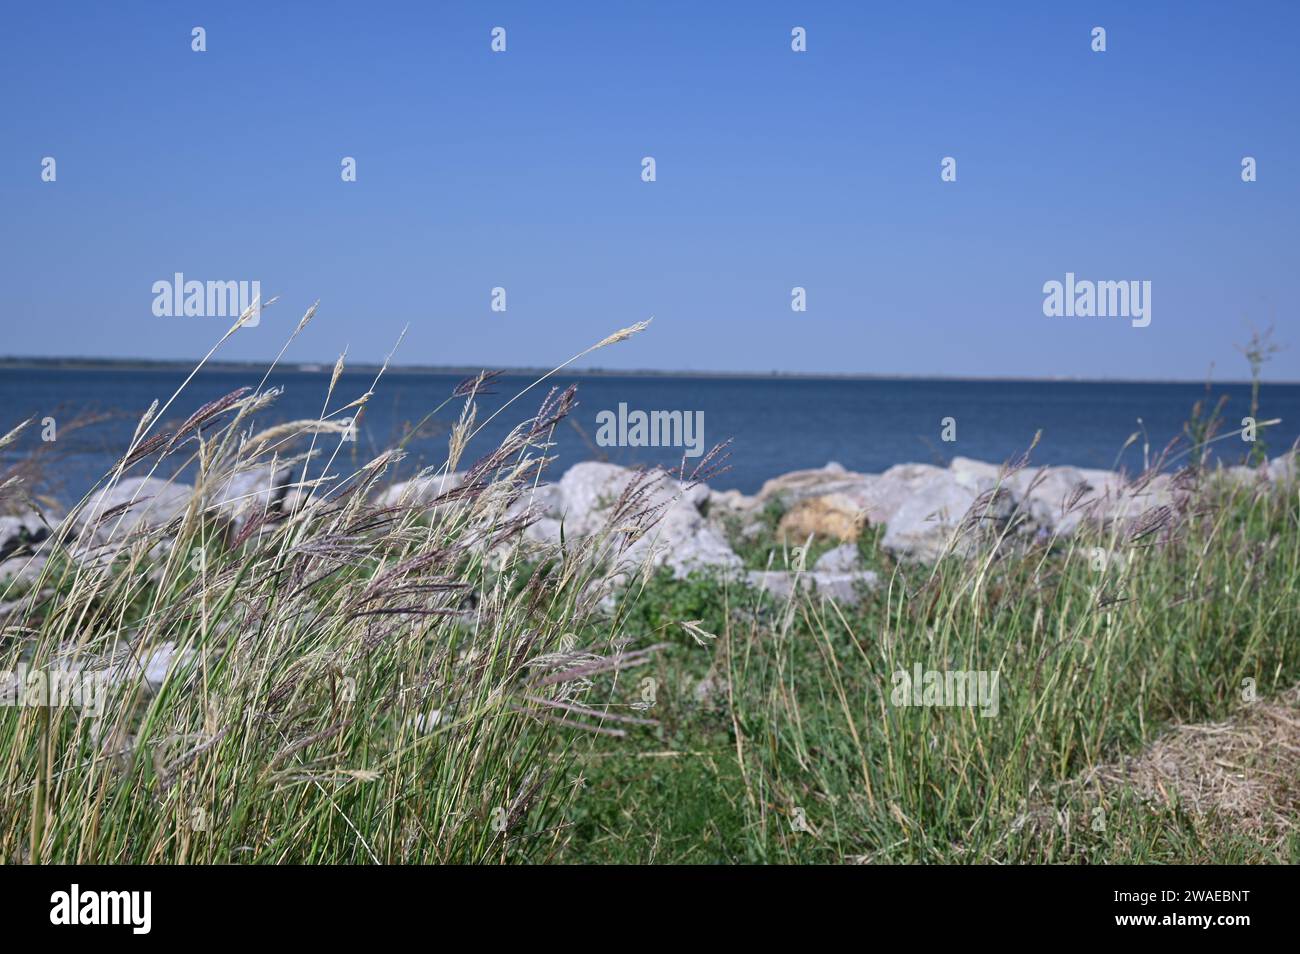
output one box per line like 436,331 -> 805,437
777,493 -> 865,543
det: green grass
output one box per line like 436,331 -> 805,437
561,474 -> 1300,863
2,312 -> 1296,864
722,495 -> 890,573
0,319 -> 665,864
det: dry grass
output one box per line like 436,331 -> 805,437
1073,685 -> 1300,847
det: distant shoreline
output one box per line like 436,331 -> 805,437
0,356 -> 1291,387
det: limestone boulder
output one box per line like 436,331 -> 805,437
551,462 -> 741,576
377,471 -> 466,510
757,462 -> 877,506
813,543 -> 860,573
75,477 -> 193,540
746,569 -> 880,605
0,553 -> 47,591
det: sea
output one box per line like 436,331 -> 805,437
2,367 -> 1297,501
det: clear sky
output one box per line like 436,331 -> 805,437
2,1 -> 1297,380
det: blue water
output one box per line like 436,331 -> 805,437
1,367 -> 1297,500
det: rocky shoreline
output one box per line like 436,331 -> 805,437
3,451 -> 1297,607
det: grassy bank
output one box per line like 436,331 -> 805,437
1,318 -> 1296,863
565,473 -> 1300,863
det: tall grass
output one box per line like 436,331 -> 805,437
575,460 -> 1300,863
0,316 -> 669,863
3,313 -> 1296,864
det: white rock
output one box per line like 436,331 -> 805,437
657,524 -> 741,577
210,464 -> 294,526
377,471 -> 466,510
555,462 -> 741,576
1219,465 -> 1262,487
949,457 -> 1002,488
142,642 -> 192,691
523,516 -> 563,547
1269,450 -> 1297,484
92,641 -> 196,693
705,487 -> 756,518
858,463 -> 948,526
878,470 -> 982,562
555,463 -> 636,536
75,477 -> 193,541
1007,466 -> 1096,534
813,543 -> 860,573
0,554 -> 47,591
757,462 -> 877,506
508,482 -> 563,519
746,569 -> 879,605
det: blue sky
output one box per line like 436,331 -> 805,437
2,1 -> 1297,379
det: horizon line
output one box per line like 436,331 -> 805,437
0,354 -> 1295,388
